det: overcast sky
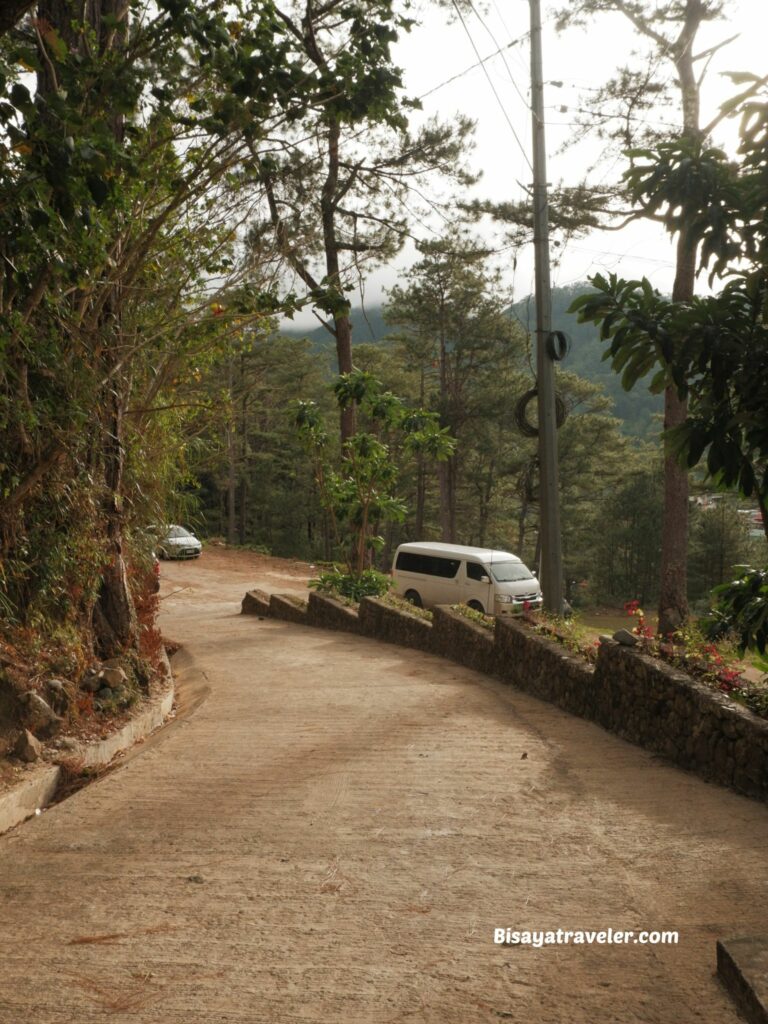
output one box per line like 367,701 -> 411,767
288,0 -> 765,329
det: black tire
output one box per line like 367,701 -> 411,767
467,599 -> 485,614
404,589 -> 423,608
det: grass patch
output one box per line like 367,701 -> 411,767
382,592 -> 433,621
450,603 -> 495,630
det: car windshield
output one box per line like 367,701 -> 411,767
490,561 -> 534,583
167,526 -> 194,539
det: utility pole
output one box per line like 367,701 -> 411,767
529,0 -> 564,614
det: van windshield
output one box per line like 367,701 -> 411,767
490,561 -> 534,583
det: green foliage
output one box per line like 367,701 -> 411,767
570,270 -> 768,516
286,285 -> 659,595
569,79 -> 768,530
526,612 -> 599,664
188,331 -> 327,557
0,0 -> 347,660
249,2 -> 476,348
309,566 -> 391,603
296,368 -> 454,573
385,232 -> 531,544
688,502 -> 755,605
741,686 -> 768,719
708,568 -> 768,655
587,468 -> 664,606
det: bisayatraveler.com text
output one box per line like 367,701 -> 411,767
494,928 -> 679,948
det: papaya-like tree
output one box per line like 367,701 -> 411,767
296,369 -> 454,577
555,0 -> 744,634
570,82 -> 768,545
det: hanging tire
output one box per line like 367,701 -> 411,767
404,590 -> 423,608
514,387 -> 567,437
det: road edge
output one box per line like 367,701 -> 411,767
0,649 -> 175,836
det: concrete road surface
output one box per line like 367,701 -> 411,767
0,549 -> 766,1023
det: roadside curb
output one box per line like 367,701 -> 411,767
0,650 -> 175,836
718,936 -> 768,1024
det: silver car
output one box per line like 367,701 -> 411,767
158,525 -> 202,560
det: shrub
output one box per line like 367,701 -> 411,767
309,566 -> 392,603
524,610 -> 599,663
707,566 -> 768,655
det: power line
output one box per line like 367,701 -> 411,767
450,0 -> 532,172
547,103 -> 682,131
569,243 -> 675,266
468,0 -> 531,112
419,35 -> 528,100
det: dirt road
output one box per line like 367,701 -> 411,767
0,549 -> 766,1023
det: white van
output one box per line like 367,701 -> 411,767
392,542 -> 543,616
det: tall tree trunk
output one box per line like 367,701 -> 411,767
321,118 -> 355,441
93,380 -> 137,657
238,477 -> 247,546
438,457 -> 457,542
655,7 -> 700,635
438,461 -> 452,542
477,462 -> 494,547
54,0 -> 137,656
238,385 -> 247,545
657,230 -> 696,635
226,434 -> 237,546
333,314 -> 355,442
226,357 -> 236,545
415,455 -> 425,537
517,497 -> 528,558
414,365 -> 426,536
437,300 -> 456,541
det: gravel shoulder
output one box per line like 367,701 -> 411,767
0,549 -> 766,1023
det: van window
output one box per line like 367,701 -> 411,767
466,562 -> 489,581
490,561 -> 534,583
396,552 -> 460,578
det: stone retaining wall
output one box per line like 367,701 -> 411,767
241,589 -> 271,616
245,591 -> 768,802
495,616 -> 596,711
358,597 -> 435,651
269,593 -> 308,625
595,640 -> 768,800
495,617 -> 768,802
306,591 -> 362,633
432,606 -> 496,675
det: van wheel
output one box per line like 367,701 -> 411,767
404,590 -> 422,608
467,600 -> 485,614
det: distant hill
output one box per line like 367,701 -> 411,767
511,284 -> 664,438
281,306 -> 389,353
281,285 -> 664,439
